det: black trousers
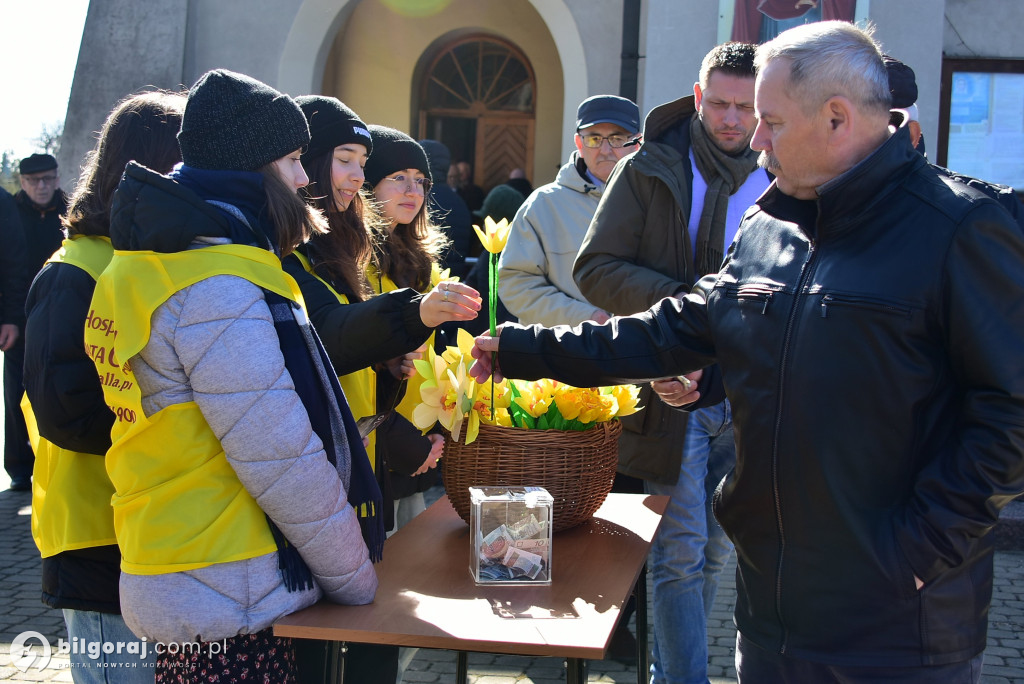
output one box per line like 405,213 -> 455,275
736,632 -> 984,684
4,338 -> 32,482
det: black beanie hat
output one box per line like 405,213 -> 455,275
295,95 -> 373,160
363,125 -> 431,189
417,139 -> 451,176
883,55 -> 918,109
177,69 -> 310,172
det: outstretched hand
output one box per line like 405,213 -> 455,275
470,331 -> 503,383
651,369 -> 703,407
420,280 -> 482,328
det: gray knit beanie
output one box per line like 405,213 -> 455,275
296,95 -> 373,160
363,125 -> 431,189
177,69 -> 310,171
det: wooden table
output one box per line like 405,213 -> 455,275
275,493 -> 668,683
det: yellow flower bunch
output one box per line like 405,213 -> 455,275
413,330 -> 641,444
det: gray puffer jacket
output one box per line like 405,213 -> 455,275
108,163 -> 377,643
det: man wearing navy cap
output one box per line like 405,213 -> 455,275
8,153 -> 66,490
573,43 -> 770,683
499,94 -> 640,329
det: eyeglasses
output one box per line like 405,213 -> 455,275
579,133 -> 632,149
381,174 -> 431,194
23,175 -> 58,186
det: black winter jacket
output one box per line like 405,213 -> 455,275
24,257 -> 120,613
495,126 -> 1024,666
14,188 -> 66,278
0,188 -> 28,328
282,243 -> 432,376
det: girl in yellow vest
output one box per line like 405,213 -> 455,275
83,70 -> 382,682
283,98 -> 481,683
24,90 -> 185,683
362,126 -> 469,531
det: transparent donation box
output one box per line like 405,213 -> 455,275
470,486 -> 553,585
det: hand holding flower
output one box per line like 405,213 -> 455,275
470,332 -> 503,383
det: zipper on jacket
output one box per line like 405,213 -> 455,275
722,284 -> 775,314
819,294 -> 912,319
771,241 -> 820,655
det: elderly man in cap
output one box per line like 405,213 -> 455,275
7,154 -> 67,489
499,94 -> 641,328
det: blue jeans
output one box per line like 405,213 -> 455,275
645,400 -> 736,684
62,609 -> 155,683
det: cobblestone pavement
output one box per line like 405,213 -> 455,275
2,478 -> 1022,682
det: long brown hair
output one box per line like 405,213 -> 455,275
259,165 -> 328,258
372,191 -> 449,292
300,150 -> 384,301
64,90 -> 186,237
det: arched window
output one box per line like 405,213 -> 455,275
418,36 -> 536,192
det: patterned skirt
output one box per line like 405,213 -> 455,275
155,627 -> 297,683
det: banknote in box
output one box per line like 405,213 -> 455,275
469,486 -> 553,584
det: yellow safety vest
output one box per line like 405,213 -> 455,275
292,252 -> 378,468
30,236 -> 118,558
366,262 -> 440,423
86,244 -> 303,575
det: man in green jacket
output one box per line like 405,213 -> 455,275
574,43 -> 770,684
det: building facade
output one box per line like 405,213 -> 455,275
59,0 -> 1024,192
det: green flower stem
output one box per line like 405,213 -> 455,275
489,251 -> 499,416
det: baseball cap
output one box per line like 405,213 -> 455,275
575,95 -> 640,134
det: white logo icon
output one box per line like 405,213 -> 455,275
10,631 -> 51,672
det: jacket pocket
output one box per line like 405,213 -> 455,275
881,520 -> 920,601
819,293 -> 914,320
720,283 -> 779,315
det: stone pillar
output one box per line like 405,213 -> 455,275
60,0 -> 188,188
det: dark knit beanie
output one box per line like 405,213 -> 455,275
295,95 -> 373,160
883,55 -> 918,109
363,125 -> 431,189
418,139 -> 451,177
473,184 -> 526,222
177,69 -> 310,171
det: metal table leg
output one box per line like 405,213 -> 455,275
456,650 -> 468,684
566,656 -> 589,683
636,562 -> 649,684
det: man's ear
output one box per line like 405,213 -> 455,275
823,96 -> 852,138
573,133 -> 585,155
908,120 -> 923,148
693,82 -> 703,109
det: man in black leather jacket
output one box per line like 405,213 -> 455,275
469,22 -> 1024,682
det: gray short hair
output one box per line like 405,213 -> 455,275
754,21 -> 891,117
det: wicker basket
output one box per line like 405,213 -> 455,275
442,420 -> 622,532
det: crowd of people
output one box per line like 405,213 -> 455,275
2,18 -> 1022,684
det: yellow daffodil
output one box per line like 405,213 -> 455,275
473,216 -> 511,254
445,361 -> 474,442
554,387 -> 586,421
441,328 -> 477,366
412,349 -> 458,432
437,267 -> 460,284
606,384 -> 642,417
577,389 -> 616,424
513,381 -> 555,418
